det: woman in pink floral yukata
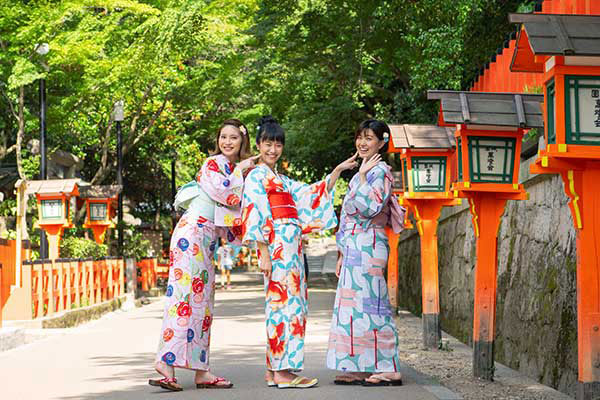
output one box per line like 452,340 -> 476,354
149,119 -> 258,392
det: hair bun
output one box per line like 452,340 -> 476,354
258,115 -> 278,126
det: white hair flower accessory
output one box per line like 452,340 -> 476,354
240,125 -> 247,136
382,131 -> 389,143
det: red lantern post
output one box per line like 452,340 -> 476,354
510,13 -> 600,398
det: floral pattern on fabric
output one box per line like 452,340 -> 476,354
156,154 -> 244,370
327,162 -> 401,373
242,164 -> 337,371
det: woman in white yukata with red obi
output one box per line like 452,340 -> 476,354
241,116 -> 358,389
150,119 -> 258,392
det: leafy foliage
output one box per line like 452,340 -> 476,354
60,236 -> 108,259
1,0 -> 532,231
123,229 -> 153,260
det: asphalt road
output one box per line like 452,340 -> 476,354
0,273 -> 445,400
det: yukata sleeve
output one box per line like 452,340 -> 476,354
286,175 -> 337,234
241,168 -> 275,245
197,156 -> 244,207
342,166 -> 391,219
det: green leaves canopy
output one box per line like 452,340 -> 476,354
1,0 -> 530,224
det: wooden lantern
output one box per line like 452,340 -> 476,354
428,90 -> 544,380
510,13 -> 600,398
27,179 -> 80,260
80,185 -> 121,244
388,124 -> 460,349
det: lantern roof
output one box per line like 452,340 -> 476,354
427,90 -> 544,129
26,178 -> 80,196
389,124 -> 455,149
79,184 -> 122,199
509,13 -> 600,72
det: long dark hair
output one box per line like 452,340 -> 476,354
256,115 -> 285,145
211,118 -> 251,160
354,119 -> 390,153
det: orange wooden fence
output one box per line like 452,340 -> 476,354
21,257 -> 124,319
137,258 -> 157,291
0,239 -> 31,320
470,0 -> 600,94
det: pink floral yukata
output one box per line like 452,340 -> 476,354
156,154 -> 244,370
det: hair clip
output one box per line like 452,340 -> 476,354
240,126 -> 247,136
382,132 -> 389,143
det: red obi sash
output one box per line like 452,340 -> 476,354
268,191 -> 298,220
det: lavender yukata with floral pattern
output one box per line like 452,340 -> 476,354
241,164 -> 336,371
327,161 -> 401,373
156,154 -> 244,370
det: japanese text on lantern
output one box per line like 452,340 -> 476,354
425,164 -> 432,183
486,147 -> 495,172
593,89 -> 600,128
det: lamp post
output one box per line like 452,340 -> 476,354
388,124 -> 460,349
113,101 -> 124,256
428,90 -> 544,380
509,12 -> 600,399
35,42 -> 49,259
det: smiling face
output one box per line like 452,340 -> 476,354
257,139 -> 283,169
355,128 -> 384,160
218,125 -> 243,161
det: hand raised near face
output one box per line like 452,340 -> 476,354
336,152 -> 359,172
359,153 -> 381,179
238,154 -> 261,171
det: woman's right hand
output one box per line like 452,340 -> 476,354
336,152 -> 359,172
238,154 -> 261,172
335,254 -> 343,278
260,256 -> 272,280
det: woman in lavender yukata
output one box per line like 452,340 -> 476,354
150,119 -> 258,392
327,119 -> 405,386
241,116 -> 358,389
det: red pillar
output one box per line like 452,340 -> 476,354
468,194 -> 507,380
561,165 -> 600,398
414,203 -> 444,348
386,227 -> 400,310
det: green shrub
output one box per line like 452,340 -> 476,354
60,237 -> 108,259
123,230 -> 153,261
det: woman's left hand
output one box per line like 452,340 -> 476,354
359,153 -> 381,183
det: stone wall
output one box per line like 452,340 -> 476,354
396,156 -> 579,396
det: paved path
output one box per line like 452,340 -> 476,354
0,272 -> 453,400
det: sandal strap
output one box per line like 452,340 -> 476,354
164,377 -> 178,383
201,376 -> 230,385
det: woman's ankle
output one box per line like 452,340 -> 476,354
155,361 -> 174,378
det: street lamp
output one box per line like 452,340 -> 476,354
113,101 -> 124,256
35,42 -> 49,259
388,124 -> 459,348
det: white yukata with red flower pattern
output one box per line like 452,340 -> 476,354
241,164 -> 337,371
156,154 -> 244,370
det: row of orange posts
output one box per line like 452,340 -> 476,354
1,255 -> 124,320
384,2 -> 600,398
136,258 -> 169,292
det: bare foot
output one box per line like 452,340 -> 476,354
365,372 -> 402,384
273,370 -> 315,385
154,361 -> 182,390
155,361 -> 174,379
265,370 -> 274,384
195,370 -> 232,387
